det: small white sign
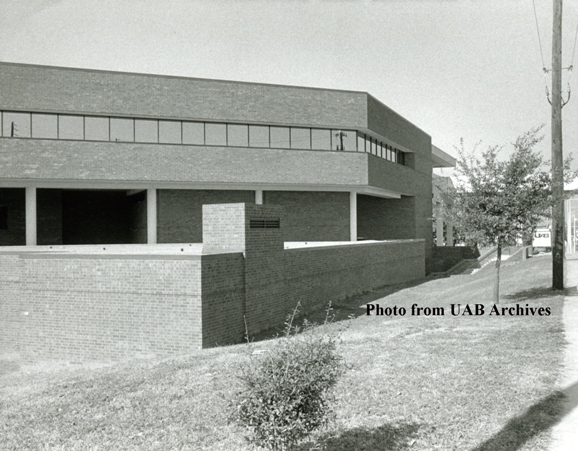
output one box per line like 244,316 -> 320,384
533,229 -> 551,248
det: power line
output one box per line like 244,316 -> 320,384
570,17 -> 578,69
533,0 -> 547,71
532,0 -> 576,107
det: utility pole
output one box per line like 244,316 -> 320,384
552,0 -> 565,290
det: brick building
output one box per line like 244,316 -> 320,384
0,62 -> 453,256
0,62 -> 455,358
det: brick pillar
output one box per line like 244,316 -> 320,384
202,203 -> 284,335
25,187 -> 37,246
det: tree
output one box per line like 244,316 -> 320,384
448,129 -> 553,303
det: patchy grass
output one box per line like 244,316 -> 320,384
0,255 -> 565,450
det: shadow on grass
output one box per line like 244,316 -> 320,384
293,422 -> 423,451
249,277 -> 432,343
471,380 -> 578,451
502,286 -> 565,301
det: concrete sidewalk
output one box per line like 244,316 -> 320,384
550,257 -> 578,450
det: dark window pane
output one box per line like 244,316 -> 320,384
59,115 -> 84,140
270,127 -> 290,148
159,121 -> 181,144
290,128 -> 311,149
85,116 -> 109,141
110,118 -> 134,142
3,112 -> 31,137
32,114 -> 57,139
205,123 -> 227,146
311,129 -> 331,150
228,124 -> 248,146
135,119 -> 158,143
183,122 -> 204,145
0,205 -> 7,230
249,125 -> 269,147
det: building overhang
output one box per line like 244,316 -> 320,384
0,179 -> 403,199
431,145 -> 456,168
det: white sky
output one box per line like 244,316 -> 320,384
1,0 -> 577,172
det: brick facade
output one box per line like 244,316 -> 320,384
264,191 -> 350,241
157,189 -> 254,243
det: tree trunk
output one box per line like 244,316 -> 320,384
493,243 -> 502,304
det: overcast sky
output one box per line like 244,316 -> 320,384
1,0 -> 578,173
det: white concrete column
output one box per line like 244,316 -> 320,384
147,188 -> 157,244
350,191 -> 357,242
446,222 -> 454,246
436,216 -> 444,246
255,189 -> 263,205
25,187 -> 37,246
566,199 -> 572,254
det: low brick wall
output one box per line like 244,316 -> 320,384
1,203 -> 427,360
201,203 -> 426,342
430,246 -> 480,273
0,253 -> 24,353
200,239 -> 425,346
0,251 -> 204,360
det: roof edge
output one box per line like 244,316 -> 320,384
0,60 -> 367,96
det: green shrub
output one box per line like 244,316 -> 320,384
230,305 -> 346,450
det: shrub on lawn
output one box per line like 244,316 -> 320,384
230,304 -> 346,450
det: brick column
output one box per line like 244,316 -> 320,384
147,188 -> 157,244
25,187 -> 37,246
350,191 -> 357,242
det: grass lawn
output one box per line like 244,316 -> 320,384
0,255 -> 566,450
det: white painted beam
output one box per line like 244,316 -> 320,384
350,191 -> 357,242
147,188 -> 157,244
436,216 -> 444,246
25,187 -> 37,246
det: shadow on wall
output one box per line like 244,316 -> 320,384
293,422 -> 424,451
471,380 -> 578,451
248,276 -> 431,343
